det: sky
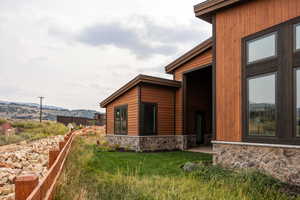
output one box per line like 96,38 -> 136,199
0,0 -> 211,111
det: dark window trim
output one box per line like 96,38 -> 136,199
139,102 -> 158,136
294,68 -> 300,138
245,72 -> 278,138
114,104 -> 128,135
246,32 -> 278,65
294,23 -> 300,52
242,15 -> 300,145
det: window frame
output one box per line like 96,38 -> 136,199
294,68 -> 300,138
294,23 -> 300,52
246,32 -> 278,65
114,104 -> 128,135
242,16 -> 300,145
139,102 -> 158,136
246,72 -> 278,138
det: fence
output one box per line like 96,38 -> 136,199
14,130 -> 75,200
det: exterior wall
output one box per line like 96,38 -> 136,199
140,84 -> 175,135
106,86 -> 139,136
215,0 -> 300,142
213,142 -> 300,185
173,49 -> 212,134
105,135 -> 197,151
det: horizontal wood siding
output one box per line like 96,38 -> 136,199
106,87 -> 138,136
173,49 -> 213,135
215,0 -> 300,142
141,84 -> 175,135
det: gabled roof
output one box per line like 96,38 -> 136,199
100,74 -> 181,108
165,38 -> 213,74
194,0 -> 246,23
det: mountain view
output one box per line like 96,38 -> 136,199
0,100 -> 101,121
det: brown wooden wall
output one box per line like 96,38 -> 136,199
173,49 -> 212,134
141,84 -> 175,135
215,0 -> 300,142
106,86 -> 138,136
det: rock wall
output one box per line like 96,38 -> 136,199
105,135 -> 196,151
213,143 -> 300,185
0,135 -> 64,200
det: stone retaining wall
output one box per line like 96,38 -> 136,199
105,135 -> 197,151
213,142 -> 300,185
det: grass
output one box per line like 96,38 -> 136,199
0,119 -> 68,146
54,136 -> 300,200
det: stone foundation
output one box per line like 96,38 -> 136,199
105,135 -> 196,151
213,141 -> 300,185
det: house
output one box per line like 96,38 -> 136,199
101,0 -> 300,184
0,122 -> 15,136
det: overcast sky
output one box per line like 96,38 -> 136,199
0,0 -> 211,111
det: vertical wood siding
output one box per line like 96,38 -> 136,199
141,84 -> 175,135
215,0 -> 300,141
173,50 -> 212,134
106,87 -> 138,136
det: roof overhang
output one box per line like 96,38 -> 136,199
165,38 -> 213,74
100,75 -> 181,108
194,0 -> 246,23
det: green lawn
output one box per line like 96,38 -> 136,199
54,136 -> 300,200
0,120 -> 68,146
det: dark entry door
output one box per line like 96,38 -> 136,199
196,113 -> 204,144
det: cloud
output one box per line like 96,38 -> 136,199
77,22 -> 177,59
141,17 -> 209,43
48,15 -> 209,59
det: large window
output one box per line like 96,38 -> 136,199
248,74 -> 276,136
247,33 -> 277,64
114,105 -> 128,135
243,16 -> 300,145
140,102 -> 157,135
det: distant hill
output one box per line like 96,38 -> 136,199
0,100 -> 102,121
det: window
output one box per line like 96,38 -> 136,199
295,24 -> 300,51
296,69 -> 300,137
140,102 -> 157,135
114,105 -> 127,135
248,74 -> 276,136
247,33 -> 277,64
243,16 -> 300,145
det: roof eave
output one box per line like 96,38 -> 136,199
193,0 -> 245,23
165,38 -> 213,74
100,75 -> 181,108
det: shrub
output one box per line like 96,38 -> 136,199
0,118 -> 7,125
0,120 -> 68,146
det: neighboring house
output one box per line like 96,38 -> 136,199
0,122 -> 15,136
101,0 -> 300,184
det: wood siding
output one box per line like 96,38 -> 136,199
106,86 -> 138,136
215,0 -> 300,142
141,84 -> 175,135
173,49 -> 213,134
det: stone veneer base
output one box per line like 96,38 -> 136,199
105,135 -> 197,151
212,141 -> 300,185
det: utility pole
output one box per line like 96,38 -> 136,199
38,96 -> 45,123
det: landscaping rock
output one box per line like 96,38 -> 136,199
182,162 -> 201,172
0,135 -> 64,200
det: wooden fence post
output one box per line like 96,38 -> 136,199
48,149 -> 60,169
59,141 -> 65,151
15,175 -> 38,200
